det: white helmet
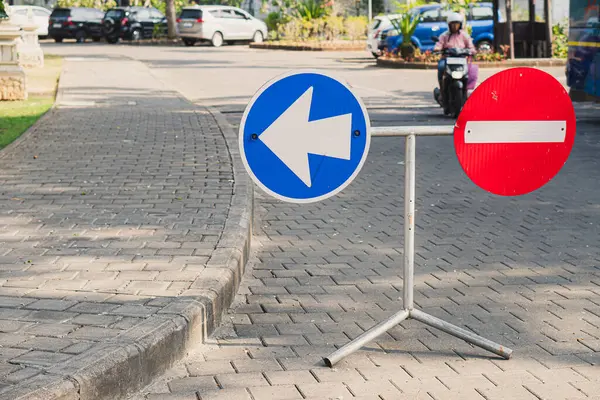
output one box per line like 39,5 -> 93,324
447,12 -> 464,25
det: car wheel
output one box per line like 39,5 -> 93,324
211,32 -> 223,47
106,36 -> 119,44
252,31 -> 263,43
131,29 -> 141,42
54,37 -> 63,43
75,30 -> 86,43
183,38 -> 196,46
477,40 -> 492,53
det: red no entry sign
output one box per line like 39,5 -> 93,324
454,68 -> 576,196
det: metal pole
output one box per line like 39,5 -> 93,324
410,309 -> 513,359
506,0 -> 515,59
403,135 -> 415,310
368,0 -> 372,22
544,0 -> 552,57
371,126 -> 454,137
323,310 -> 409,367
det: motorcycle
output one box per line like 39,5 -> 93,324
431,41 -> 474,118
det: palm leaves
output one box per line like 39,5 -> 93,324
390,12 -> 419,45
295,0 -> 328,20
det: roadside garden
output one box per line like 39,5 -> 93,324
379,0 -> 568,66
253,0 -> 368,50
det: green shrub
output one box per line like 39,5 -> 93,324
323,15 -> 344,40
552,21 -> 568,59
295,0 -> 329,20
344,16 -> 367,41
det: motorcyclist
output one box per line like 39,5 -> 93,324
434,12 -> 476,91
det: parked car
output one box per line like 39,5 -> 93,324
103,6 -> 167,44
177,5 -> 268,47
367,14 -> 400,58
48,7 -> 104,43
8,5 -> 51,37
381,3 -> 500,54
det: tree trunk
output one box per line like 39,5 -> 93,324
166,0 -> 177,40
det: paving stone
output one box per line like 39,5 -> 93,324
296,382 -> 353,398
264,370 -> 318,385
17,337 -> 73,352
24,323 -> 79,338
215,372 -> 269,389
248,385 -> 302,400
346,380 -> 404,398
67,326 -> 121,340
186,360 -> 236,376
11,351 -> 72,367
232,358 -> 282,373
2,367 -> 42,383
197,388 -> 251,400
167,376 -> 218,393
146,394 -> 198,400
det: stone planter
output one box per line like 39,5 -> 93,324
0,19 -> 27,100
18,19 -> 44,68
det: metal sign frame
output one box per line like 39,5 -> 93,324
323,125 -> 513,367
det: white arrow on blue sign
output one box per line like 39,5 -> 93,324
239,71 -> 371,203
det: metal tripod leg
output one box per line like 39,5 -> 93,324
323,134 -> 514,367
410,309 -> 512,359
323,310 -> 409,367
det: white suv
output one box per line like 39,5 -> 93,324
367,14 -> 400,58
177,5 -> 267,47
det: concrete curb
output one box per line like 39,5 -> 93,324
3,62 -> 253,400
376,57 -> 567,69
250,42 -> 366,51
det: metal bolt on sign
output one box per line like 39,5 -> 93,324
323,125 -> 513,367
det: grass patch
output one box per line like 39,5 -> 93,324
0,97 -> 54,149
0,55 -> 62,150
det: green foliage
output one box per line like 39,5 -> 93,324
148,0 -> 190,15
552,20 -> 568,59
390,12 -> 419,45
265,11 -> 290,39
323,14 -> 344,40
152,23 -> 165,39
344,15 -> 367,40
295,0 -> 329,20
55,0 -> 116,10
0,1 -> 8,19
194,0 -> 243,5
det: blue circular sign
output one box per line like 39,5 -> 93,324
239,71 -> 371,203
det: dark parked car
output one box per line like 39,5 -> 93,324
103,7 -> 167,44
48,7 -> 104,43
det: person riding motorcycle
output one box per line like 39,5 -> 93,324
434,12 -> 476,91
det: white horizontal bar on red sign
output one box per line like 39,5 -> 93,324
464,121 -> 567,144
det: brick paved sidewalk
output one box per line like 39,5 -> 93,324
134,119 -> 600,400
0,58 -> 251,399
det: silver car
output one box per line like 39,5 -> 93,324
177,5 -> 267,47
